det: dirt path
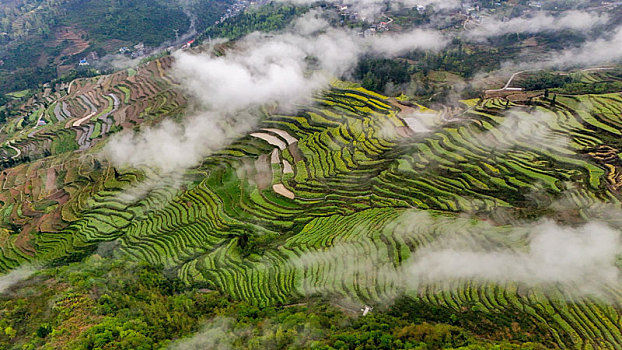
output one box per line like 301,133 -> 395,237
45,168 -> 57,192
282,160 -> 294,174
273,184 -> 295,199
503,70 -> 527,89
485,70 -> 529,93
250,132 -> 287,150
7,141 -> 21,159
581,67 -> 615,72
270,149 -> 280,164
487,66 -> 616,94
251,128 -> 300,198
68,80 -> 76,95
261,128 -> 298,145
72,95 -> 97,127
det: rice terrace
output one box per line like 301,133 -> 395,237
1,0 -> 622,349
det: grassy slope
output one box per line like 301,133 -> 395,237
0,257 -> 547,350
1,62 -> 622,348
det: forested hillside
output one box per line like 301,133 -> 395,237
0,0 -> 231,94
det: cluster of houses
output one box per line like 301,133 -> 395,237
180,39 -> 195,50
118,42 -> 146,59
78,41 -> 145,67
213,0 -> 269,26
361,17 -> 394,37
74,0 -> 276,66
333,2 -> 399,37
334,0 -> 494,36
461,1 -> 482,15
336,4 -> 363,22
601,1 -> 622,7
214,0 -> 249,26
527,2 -> 543,9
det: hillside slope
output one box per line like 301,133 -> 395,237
0,0 -> 231,94
1,57 -> 622,348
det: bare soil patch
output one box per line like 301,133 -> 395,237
53,27 -> 90,58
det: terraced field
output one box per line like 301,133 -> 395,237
0,56 -> 185,270
0,56 -> 185,164
1,63 -> 622,348
574,68 -> 622,84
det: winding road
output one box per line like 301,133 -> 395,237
6,141 -> 21,159
485,70 -> 529,93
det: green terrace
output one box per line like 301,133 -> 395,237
1,79 -> 622,348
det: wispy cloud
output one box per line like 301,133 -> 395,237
168,317 -> 235,350
276,0 -> 460,19
104,112 -> 252,173
405,219 -> 621,295
0,266 -> 36,294
294,210 -> 622,303
103,10 -> 447,173
477,24 -> 622,81
467,11 -> 609,40
478,109 -> 569,151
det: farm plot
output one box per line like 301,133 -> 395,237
1,78 -> 622,348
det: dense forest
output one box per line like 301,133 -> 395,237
200,3 -> 306,41
0,257 -> 548,349
0,0 -> 231,94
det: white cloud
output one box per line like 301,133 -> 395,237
104,11 -> 447,173
552,26 -> 622,67
0,266 -> 35,294
406,220 -> 621,293
172,36 -> 327,112
476,24 -> 622,84
367,28 -> 448,56
104,112 -> 253,173
467,11 -> 609,40
276,0 -> 460,19
478,109 -> 569,151
294,211 -> 622,302
168,317 -> 234,350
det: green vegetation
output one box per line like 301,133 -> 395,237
0,257 -> 547,350
554,81 -> 622,95
350,40 -> 524,101
1,77 -> 622,347
49,129 -> 78,154
0,2 -> 621,344
520,72 -> 572,91
5,90 -> 30,99
200,3 -> 307,41
519,69 -> 622,95
356,58 -> 413,95
0,0 -> 231,94
61,0 -> 189,47
0,56 -> 185,169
